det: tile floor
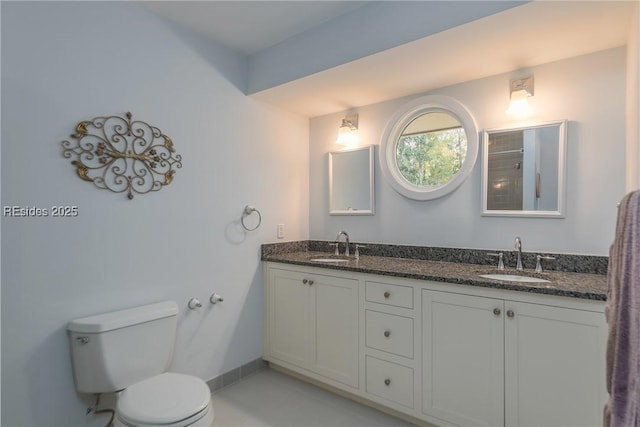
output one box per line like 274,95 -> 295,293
210,368 -> 417,427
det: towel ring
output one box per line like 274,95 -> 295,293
241,205 -> 262,231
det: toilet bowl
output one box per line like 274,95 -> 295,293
67,301 -> 214,427
113,373 -> 214,427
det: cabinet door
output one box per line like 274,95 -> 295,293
504,301 -> 607,427
268,267 -> 359,388
268,268 -> 313,368
422,290 -> 504,427
313,274 -> 359,388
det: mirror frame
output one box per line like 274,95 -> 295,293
329,145 -> 375,215
481,120 -> 567,218
380,95 -> 479,201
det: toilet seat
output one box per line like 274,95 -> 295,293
116,372 -> 212,426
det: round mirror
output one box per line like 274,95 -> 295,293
380,95 -> 478,200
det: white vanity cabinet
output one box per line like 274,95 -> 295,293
264,266 -> 359,389
421,290 -> 505,426
363,280 -> 419,413
503,300 -> 607,427
264,261 -> 607,427
422,289 -> 607,427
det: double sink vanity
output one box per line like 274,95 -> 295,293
262,240 -> 608,427
262,94 -> 609,426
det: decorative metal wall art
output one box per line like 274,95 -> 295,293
61,112 -> 182,199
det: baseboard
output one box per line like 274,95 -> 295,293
206,358 -> 267,393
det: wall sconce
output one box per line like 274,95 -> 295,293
336,114 -> 359,146
507,75 -> 534,116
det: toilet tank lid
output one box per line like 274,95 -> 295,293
67,301 -> 178,333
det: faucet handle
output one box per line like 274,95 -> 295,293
328,242 -> 339,255
535,255 -> 556,273
487,252 -> 505,270
514,236 -> 522,250
354,244 -> 367,259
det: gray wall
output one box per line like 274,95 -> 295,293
1,2 -> 308,425
310,48 -> 627,256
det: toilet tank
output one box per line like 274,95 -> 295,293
67,301 -> 179,394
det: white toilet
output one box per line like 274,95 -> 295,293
67,301 -> 214,426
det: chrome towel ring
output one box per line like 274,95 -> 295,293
241,205 -> 262,231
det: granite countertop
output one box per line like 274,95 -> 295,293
262,251 -> 608,301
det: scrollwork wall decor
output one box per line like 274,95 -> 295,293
61,112 -> 182,199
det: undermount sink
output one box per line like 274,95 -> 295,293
479,274 -> 550,284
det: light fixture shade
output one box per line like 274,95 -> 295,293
336,114 -> 359,146
507,76 -> 534,117
337,129 -> 358,145
507,89 -> 530,116
510,88 -> 530,102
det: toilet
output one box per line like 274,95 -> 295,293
67,301 -> 214,426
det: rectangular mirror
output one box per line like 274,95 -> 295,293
329,145 -> 375,215
482,120 -> 567,218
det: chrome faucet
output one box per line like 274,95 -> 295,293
336,230 -> 350,256
514,236 -> 523,271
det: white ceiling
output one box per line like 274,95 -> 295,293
143,1 -> 369,55
252,1 -> 635,117
144,1 -> 636,117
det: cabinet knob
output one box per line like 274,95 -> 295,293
384,378 -> 391,386
507,310 -> 515,318
302,279 -> 314,285
493,308 -> 501,316
383,330 -> 391,338
383,291 -> 391,299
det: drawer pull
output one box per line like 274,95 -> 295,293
384,378 -> 391,386
383,291 -> 391,299
493,308 -> 501,316
383,330 -> 391,338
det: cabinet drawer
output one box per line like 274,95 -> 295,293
366,310 -> 413,358
365,356 -> 414,408
366,281 -> 413,309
